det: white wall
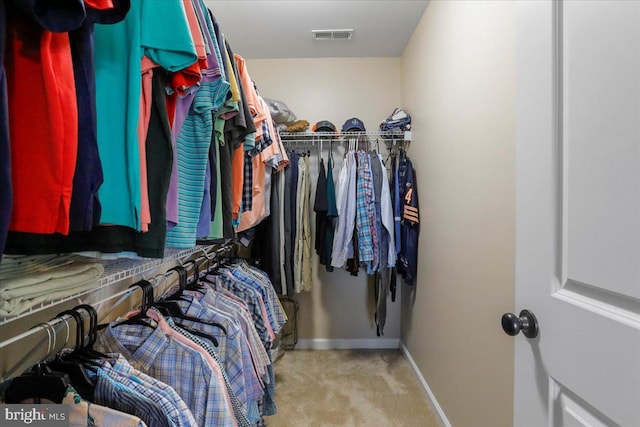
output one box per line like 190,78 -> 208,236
400,1 -> 516,426
246,57 -> 403,341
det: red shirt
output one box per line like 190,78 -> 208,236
6,8 -> 79,234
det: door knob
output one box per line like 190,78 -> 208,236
501,309 -> 538,338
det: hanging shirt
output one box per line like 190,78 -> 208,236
134,70 -> 174,256
95,323 -> 237,427
94,0 -> 197,230
373,152 -> 396,336
6,1 -> 84,235
355,151 -> 378,273
331,151 -> 358,268
144,308 -> 254,427
325,156 -> 339,271
164,318 -> 256,427
107,353 -> 198,427
201,288 -> 271,378
378,154 -> 397,267
166,57 -> 230,247
313,159 -> 329,263
93,370 -> 173,427
68,2 -> 130,232
63,385 -> 149,427
175,295 -> 264,411
397,154 -> 420,285
101,362 -> 193,427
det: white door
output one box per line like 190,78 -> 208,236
513,1 -> 640,426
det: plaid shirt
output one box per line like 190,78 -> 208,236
249,121 -> 272,157
95,323 -> 237,427
205,274 -> 278,420
166,318 -> 257,427
93,369 -> 174,427
242,150 -> 253,213
241,264 -> 288,332
202,288 -> 270,379
213,272 -> 274,345
108,355 -> 197,427
355,151 -> 379,273
178,296 -> 264,405
225,264 -> 284,335
101,363 -> 194,427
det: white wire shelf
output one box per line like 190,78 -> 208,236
279,130 -> 409,140
0,247 -> 202,327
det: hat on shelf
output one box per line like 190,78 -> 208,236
312,120 -> 337,133
341,117 -> 366,133
379,107 -> 411,132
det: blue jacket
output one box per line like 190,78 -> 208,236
397,153 -> 419,286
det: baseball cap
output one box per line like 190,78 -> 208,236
312,120 -> 337,133
341,117 -> 366,132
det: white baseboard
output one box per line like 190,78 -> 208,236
294,338 -> 400,350
400,343 -> 452,427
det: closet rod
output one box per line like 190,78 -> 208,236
281,138 -> 408,145
0,242 -> 236,383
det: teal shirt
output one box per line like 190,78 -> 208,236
95,0 -> 196,230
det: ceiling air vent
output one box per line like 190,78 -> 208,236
312,29 -> 354,41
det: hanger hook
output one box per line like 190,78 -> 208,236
55,316 -> 71,348
57,310 -> 84,351
32,322 -> 55,360
167,264 -> 187,294
73,304 -> 98,347
183,259 -> 199,287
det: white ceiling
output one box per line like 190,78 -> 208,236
205,0 -> 430,59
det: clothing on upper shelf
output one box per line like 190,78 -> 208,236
0,255 -> 104,317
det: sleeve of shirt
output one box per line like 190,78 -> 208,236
141,0 -> 197,72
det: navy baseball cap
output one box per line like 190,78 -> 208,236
341,117 -> 366,132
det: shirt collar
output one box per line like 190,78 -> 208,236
103,323 -> 170,373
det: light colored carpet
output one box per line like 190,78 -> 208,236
264,349 -> 441,427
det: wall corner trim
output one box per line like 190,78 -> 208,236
400,343 -> 452,427
294,338 -> 400,350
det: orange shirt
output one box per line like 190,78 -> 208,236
234,54 -> 267,142
231,144 -> 245,222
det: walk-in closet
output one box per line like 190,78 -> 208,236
2,1 -> 639,426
